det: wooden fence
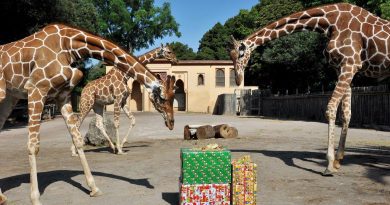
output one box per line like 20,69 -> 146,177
238,86 -> 390,129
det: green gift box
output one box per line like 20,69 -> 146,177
180,148 -> 231,184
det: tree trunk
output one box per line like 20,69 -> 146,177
225,127 -> 238,138
213,124 -> 230,138
196,125 -> 215,139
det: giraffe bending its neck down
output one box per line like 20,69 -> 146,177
230,3 -> 390,176
71,45 -> 177,156
0,24 -> 176,205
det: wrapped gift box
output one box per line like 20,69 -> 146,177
180,183 -> 231,205
180,147 -> 231,184
232,155 -> 257,205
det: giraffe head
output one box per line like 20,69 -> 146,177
150,75 -> 176,130
229,35 -> 252,86
160,44 -> 178,64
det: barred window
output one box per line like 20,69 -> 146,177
216,68 -> 225,87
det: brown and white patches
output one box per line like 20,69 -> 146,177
230,3 -> 390,175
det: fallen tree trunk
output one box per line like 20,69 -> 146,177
196,125 -> 215,139
225,126 -> 238,138
184,125 -> 197,140
213,124 -> 230,138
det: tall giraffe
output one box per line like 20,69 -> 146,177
0,24 -> 176,205
230,3 -> 390,175
70,45 -> 177,156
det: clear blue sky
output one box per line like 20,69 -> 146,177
134,0 -> 259,55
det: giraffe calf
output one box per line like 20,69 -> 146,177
71,45 -> 177,155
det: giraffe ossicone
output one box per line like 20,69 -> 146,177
230,3 -> 389,175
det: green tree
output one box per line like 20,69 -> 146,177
0,0 -> 99,44
168,42 -> 197,60
197,23 -> 230,60
94,0 -> 181,52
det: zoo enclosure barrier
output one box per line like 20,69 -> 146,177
238,85 -> 390,130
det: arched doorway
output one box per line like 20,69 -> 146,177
130,81 -> 142,111
174,79 -> 186,111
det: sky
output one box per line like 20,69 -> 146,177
134,0 -> 259,55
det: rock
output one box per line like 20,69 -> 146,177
85,115 -> 116,146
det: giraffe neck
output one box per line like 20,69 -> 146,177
137,47 -> 163,66
61,26 -> 160,91
244,4 -> 336,51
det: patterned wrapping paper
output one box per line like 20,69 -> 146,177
180,148 -> 231,184
179,183 -> 231,205
232,155 -> 257,205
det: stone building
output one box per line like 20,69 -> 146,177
106,59 -> 257,113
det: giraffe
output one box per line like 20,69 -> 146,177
0,24 -> 176,205
70,45 -> 177,156
230,3 -> 390,176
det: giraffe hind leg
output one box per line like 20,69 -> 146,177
334,86 -> 352,169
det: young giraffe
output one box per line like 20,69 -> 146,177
0,24 -> 176,205
230,3 -> 390,175
70,45 -> 177,156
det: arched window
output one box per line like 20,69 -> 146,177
198,74 -> 204,86
216,68 -> 225,87
230,68 -> 236,87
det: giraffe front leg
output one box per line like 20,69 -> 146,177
323,66 -> 355,176
94,106 -> 116,153
27,90 -> 45,205
113,101 -> 125,155
334,86 -> 352,170
118,105 -> 136,155
0,189 -> 7,205
61,103 -> 102,197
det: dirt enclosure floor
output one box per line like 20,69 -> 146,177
0,112 -> 389,205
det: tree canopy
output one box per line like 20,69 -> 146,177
0,0 -> 100,44
94,0 -> 181,52
168,42 -> 197,60
197,0 -> 390,93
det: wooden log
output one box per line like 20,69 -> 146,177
196,125 -> 215,139
213,124 -> 230,138
225,127 -> 238,138
184,125 -> 197,140
187,125 -> 204,129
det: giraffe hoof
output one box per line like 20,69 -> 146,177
90,188 -> 103,197
71,153 -> 79,157
334,160 -> 341,169
117,150 -> 128,155
322,168 -> 337,176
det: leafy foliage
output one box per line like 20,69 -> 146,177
168,42 -> 197,60
198,0 -> 390,92
0,0 -> 100,44
94,0 -> 181,52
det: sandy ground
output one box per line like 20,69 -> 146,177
0,112 -> 389,205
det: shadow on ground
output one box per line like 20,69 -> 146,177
231,145 -> 390,183
162,192 -> 179,205
84,144 -> 150,154
0,170 -> 154,195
